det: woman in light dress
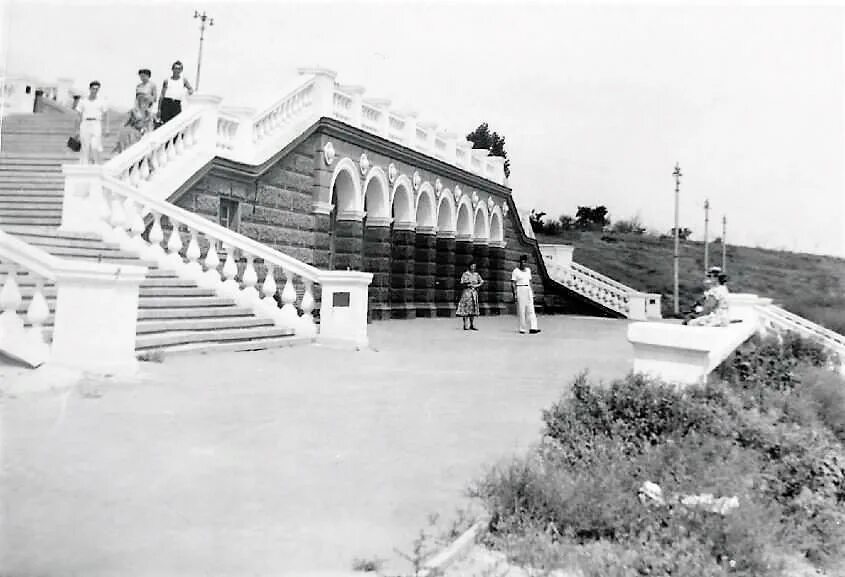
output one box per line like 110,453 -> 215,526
686,269 -> 730,327
113,93 -> 154,154
456,261 -> 484,330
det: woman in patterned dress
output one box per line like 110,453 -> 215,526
456,261 -> 484,330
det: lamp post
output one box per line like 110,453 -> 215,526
703,198 -> 710,274
721,215 -> 727,273
672,162 -> 682,316
193,10 -> 214,92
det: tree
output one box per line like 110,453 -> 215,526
575,205 -> 610,231
670,227 -> 693,241
529,209 -> 546,233
466,122 -> 511,178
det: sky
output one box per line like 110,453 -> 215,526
1,0 -> 843,257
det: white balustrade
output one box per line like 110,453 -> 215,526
93,175 -> 327,337
757,303 -> 845,357
0,229 -> 146,372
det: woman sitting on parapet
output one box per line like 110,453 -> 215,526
684,268 -> 730,327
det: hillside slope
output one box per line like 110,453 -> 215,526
537,231 -> 845,333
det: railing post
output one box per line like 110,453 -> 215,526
60,164 -> 107,234
339,84 -> 365,128
50,262 -> 148,375
297,67 -> 338,118
183,94 -> 223,155
317,270 -> 373,349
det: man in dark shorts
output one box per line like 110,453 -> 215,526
157,60 -> 194,125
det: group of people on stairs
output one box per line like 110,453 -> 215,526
76,61 -> 194,164
456,255 -> 541,334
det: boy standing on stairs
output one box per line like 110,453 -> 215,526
77,80 -> 110,165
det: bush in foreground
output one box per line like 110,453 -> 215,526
473,335 -> 845,575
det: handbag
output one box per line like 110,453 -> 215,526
67,135 -> 81,152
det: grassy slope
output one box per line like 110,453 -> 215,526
536,231 -> 845,333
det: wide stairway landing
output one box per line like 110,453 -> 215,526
0,147 -> 309,357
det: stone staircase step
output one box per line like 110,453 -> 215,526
139,296 -> 243,308
0,215 -> 61,226
135,316 -> 275,334
137,306 -> 256,320
134,326 -> 296,350
149,334 -> 312,356
0,200 -> 63,209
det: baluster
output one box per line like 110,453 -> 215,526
298,280 -> 316,336
123,198 -> 145,251
201,238 -> 222,288
146,211 -> 165,260
238,254 -> 259,307
221,244 -> 239,296
165,221 -> 184,268
26,277 -> 50,337
104,190 -> 127,243
139,154 -> 151,182
184,229 -> 202,279
129,162 -> 141,187
156,142 -> 168,170
279,269 -> 298,326
0,267 -> 22,323
166,138 -> 177,161
174,131 -> 185,155
260,264 -> 279,317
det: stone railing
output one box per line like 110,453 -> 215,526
0,228 -> 146,372
757,303 -> 845,360
87,174 -> 371,347
538,243 -> 662,320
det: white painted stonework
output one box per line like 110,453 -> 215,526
627,293 -> 765,385
317,270 -> 374,349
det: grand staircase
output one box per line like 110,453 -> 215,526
0,112 -> 310,359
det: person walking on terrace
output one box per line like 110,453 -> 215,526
512,255 -> 540,334
114,93 -> 154,154
456,261 -> 484,330
77,80 -> 109,165
135,68 -> 158,110
158,60 -> 194,125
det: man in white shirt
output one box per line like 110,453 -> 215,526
77,81 -> 109,164
511,255 -> 541,334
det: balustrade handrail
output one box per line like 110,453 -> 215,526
102,106 -> 207,176
570,262 -> 636,294
0,229 -> 143,280
253,76 -> 317,131
567,264 -> 630,298
100,175 -> 323,284
545,259 -> 629,313
759,304 -> 845,348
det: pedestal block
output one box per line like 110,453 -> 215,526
332,220 -> 363,271
473,243 -> 490,315
390,228 -> 416,318
363,225 -> 392,320
488,246 -> 507,315
435,236 -> 457,317
414,232 -> 437,317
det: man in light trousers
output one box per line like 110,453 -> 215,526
511,255 -> 541,334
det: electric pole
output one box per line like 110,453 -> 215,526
672,162 -> 682,316
721,215 -> 727,273
703,198 -> 710,274
193,10 -> 214,92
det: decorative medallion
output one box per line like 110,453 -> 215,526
412,170 -> 422,191
454,185 -> 462,200
434,178 -> 442,193
359,153 -> 370,175
471,191 -> 479,208
388,162 -> 397,184
322,141 -> 336,165
487,197 -> 495,211
435,187 -> 441,200
502,204 -> 509,217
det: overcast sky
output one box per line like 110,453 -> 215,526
2,0 -> 843,257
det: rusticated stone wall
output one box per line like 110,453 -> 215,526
414,232 -> 437,317
363,225 -> 391,320
435,236 -> 457,317
390,228 -> 416,318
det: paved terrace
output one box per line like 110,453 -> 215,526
1,315 -> 633,576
